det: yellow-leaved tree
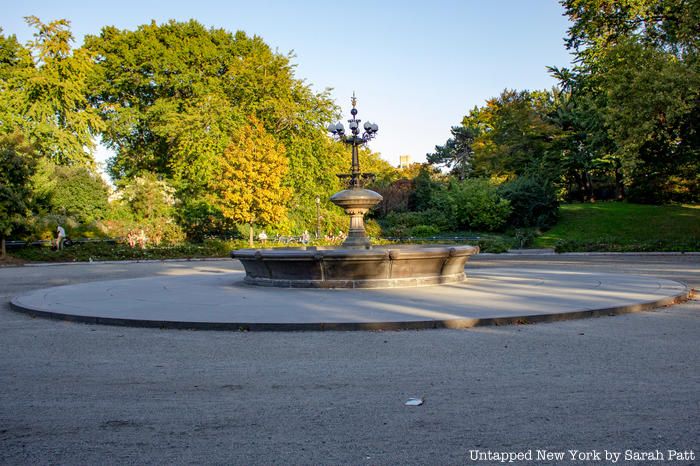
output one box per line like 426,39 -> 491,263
209,118 -> 291,246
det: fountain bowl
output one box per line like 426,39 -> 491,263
231,244 -> 479,289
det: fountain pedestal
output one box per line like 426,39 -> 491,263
330,188 -> 383,248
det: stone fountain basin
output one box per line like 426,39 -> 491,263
231,244 -> 479,288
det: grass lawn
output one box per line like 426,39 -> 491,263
534,202 -> 700,251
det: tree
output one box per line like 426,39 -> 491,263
427,125 -> 477,180
0,133 -> 36,257
84,20 -> 344,234
32,160 -> 110,223
559,0 -> 700,202
435,178 -> 512,232
465,89 -> 564,183
1,18 -> 103,165
208,119 -> 292,246
117,172 -> 177,221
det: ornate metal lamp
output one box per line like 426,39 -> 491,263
328,95 -> 383,248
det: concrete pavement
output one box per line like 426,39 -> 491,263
0,254 -> 697,465
10,265 -> 688,330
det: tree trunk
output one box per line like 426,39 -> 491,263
574,173 -> 586,202
1,237 -> 5,259
248,223 -> 254,247
615,167 -> 625,200
585,171 -> 595,202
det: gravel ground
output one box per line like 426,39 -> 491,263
0,254 -> 698,465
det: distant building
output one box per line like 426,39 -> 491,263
399,154 -> 411,169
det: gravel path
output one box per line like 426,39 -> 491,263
0,255 -> 697,465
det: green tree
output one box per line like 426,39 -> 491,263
84,20 -> 339,232
559,0 -> 700,202
1,18 -> 103,165
208,119 -> 292,246
32,160 -> 110,223
466,89 -> 564,183
436,178 -> 512,231
0,133 -> 36,257
427,125 -> 477,180
118,172 -> 177,221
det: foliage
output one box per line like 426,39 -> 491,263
534,202 -> 700,249
427,125 -> 476,180
554,238 -> 700,253
32,159 -> 110,223
409,165 -> 445,211
437,178 -> 512,231
83,20 -> 341,233
0,18 -> 103,164
497,176 -> 559,228
24,213 -> 108,241
476,238 -> 512,253
465,89 -> 564,183
371,178 -> 413,216
116,172 -> 177,221
208,119 -> 291,231
0,133 -> 37,254
175,199 -> 236,242
379,209 -> 455,237
408,225 -> 441,237
108,173 -> 184,245
557,0 -> 700,203
11,238 -> 246,262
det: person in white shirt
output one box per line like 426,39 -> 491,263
56,225 -> 66,250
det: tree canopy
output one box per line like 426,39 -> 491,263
1,18 -> 103,165
427,0 -> 699,204
208,118 -> 291,237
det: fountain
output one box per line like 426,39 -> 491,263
231,96 -> 478,288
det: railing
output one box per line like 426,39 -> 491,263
379,235 -> 480,244
4,238 -> 117,250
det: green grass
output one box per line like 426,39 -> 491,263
534,202 -> 700,251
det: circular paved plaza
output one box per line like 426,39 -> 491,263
10,263 -> 689,330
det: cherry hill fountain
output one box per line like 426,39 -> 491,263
232,96 -> 478,288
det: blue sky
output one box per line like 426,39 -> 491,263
3,0 -> 574,167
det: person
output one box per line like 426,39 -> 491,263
136,229 -> 147,249
258,231 -> 268,244
301,230 -> 310,245
56,225 -> 66,250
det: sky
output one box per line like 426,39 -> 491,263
3,0 -> 575,168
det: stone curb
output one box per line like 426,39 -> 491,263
10,288 -> 691,332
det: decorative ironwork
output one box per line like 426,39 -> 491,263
327,93 -> 379,188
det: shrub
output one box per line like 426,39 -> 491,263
554,238 -> 700,253
442,178 -> 512,231
379,209 -> 455,237
409,225 -> 440,237
477,238 -> 511,253
11,238 -> 247,262
32,160 -> 110,224
497,176 -> 559,229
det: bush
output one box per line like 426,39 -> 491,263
409,225 -> 440,237
33,161 -> 110,224
379,209 -> 455,237
11,238 -> 246,262
105,217 -> 186,246
497,176 -> 559,229
554,238 -> 700,253
477,238 -> 511,253
442,178 -> 512,231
